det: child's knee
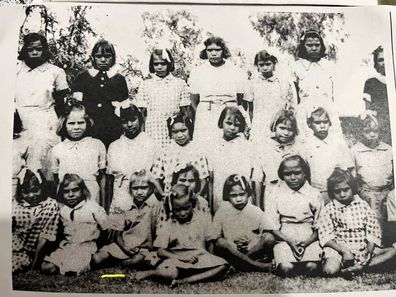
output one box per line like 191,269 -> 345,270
41,261 -> 57,274
261,233 -> 276,246
92,251 -> 108,265
305,261 -> 318,272
157,263 -> 179,280
277,262 -> 294,275
323,259 -> 341,276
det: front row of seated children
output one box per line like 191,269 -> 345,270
12,160 -> 396,285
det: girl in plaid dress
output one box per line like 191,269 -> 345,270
12,169 -> 59,273
135,49 -> 190,149
318,168 -> 396,275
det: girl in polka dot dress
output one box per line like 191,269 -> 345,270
12,169 -> 59,273
134,48 -> 190,149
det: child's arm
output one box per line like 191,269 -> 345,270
105,174 -> 114,212
31,237 -> 48,270
115,231 -> 136,257
324,239 -> 354,264
158,248 -> 198,263
208,171 -> 214,216
190,94 -> 200,112
298,230 -> 318,249
152,178 -> 166,198
98,169 -> 106,209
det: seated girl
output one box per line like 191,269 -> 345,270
211,174 -> 274,272
134,184 -> 228,287
92,170 -> 158,269
318,168 -> 396,276
41,174 -> 109,275
266,155 -> 323,277
12,169 -> 59,273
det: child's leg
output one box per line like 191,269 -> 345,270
133,262 -> 179,282
121,253 -> 146,269
215,238 -> 272,272
276,262 -> 295,277
303,261 -> 320,276
366,247 -> 396,272
41,261 -> 59,274
91,250 -> 111,267
322,257 -> 342,276
173,264 -> 228,287
246,233 -> 275,260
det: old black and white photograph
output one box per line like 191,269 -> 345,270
5,1 -> 396,294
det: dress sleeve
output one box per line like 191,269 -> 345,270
113,74 -> 129,102
49,145 -> 60,175
264,190 -> 281,230
179,79 -> 191,107
97,140 -> 107,170
187,66 -> 202,95
311,191 -> 324,230
153,221 -> 171,248
365,205 -> 382,246
317,206 -> 335,247
54,67 -> 69,91
93,203 -> 110,230
251,154 -> 264,182
193,153 -> 209,180
134,80 -> 149,108
106,143 -> 115,175
151,151 -> 165,180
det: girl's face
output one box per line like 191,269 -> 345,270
93,47 -> 113,71
171,122 -> 190,146
282,159 -> 306,191
274,120 -> 294,144
206,43 -> 223,65
257,59 -> 275,78
130,178 -> 152,206
376,52 -> 385,75
223,112 -> 241,141
228,184 -> 248,211
121,116 -> 140,139
152,54 -> 169,78
172,195 -> 193,223
310,112 -> 330,140
175,170 -> 197,192
21,178 -> 42,206
304,37 -> 322,61
63,181 -> 84,208
362,120 -> 380,148
27,40 -> 43,60
332,181 -> 353,206
66,109 -> 87,140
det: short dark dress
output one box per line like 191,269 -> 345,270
72,69 -> 129,147
363,77 -> 392,145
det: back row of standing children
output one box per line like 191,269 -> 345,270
12,30 -> 396,283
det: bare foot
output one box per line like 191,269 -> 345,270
131,271 -> 154,281
342,264 -> 363,273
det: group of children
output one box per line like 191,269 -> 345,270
12,31 -> 396,286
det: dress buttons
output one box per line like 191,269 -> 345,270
100,84 -> 104,87
97,103 -> 102,107
101,77 -> 105,81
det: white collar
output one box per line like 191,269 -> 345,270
88,67 -> 117,78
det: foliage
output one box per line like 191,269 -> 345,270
249,12 -> 348,61
19,5 -> 96,84
140,9 -> 203,80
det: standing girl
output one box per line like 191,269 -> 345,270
266,155 -> 323,276
211,174 -> 274,272
151,112 -> 209,197
208,106 -> 253,213
15,33 -> 69,177
107,105 -> 158,213
188,36 -> 246,148
252,109 -> 301,210
246,50 -> 296,142
72,39 -> 129,148
12,170 -> 59,273
50,100 -> 107,206
135,48 -> 190,148
41,174 -> 109,275
134,184 -> 228,287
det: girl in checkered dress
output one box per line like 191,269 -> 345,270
134,49 -> 190,149
318,168 -> 396,275
12,169 -> 59,273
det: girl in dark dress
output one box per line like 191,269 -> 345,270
72,39 -> 129,148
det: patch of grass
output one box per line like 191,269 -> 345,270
13,268 -> 396,294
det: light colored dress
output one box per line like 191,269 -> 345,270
44,199 -> 109,275
12,198 -> 59,272
15,61 -> 68,177
135,74 -> 190,148
153,210 -> 227,270
50,137 -> 106,204
207,134 -> 253,213
188,60 -> 246,148
107,133 -> 158,213
245,73 -> 296,142
151,140 -> 209,194
266,181 -> 323,264
210,202 -> 271,251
